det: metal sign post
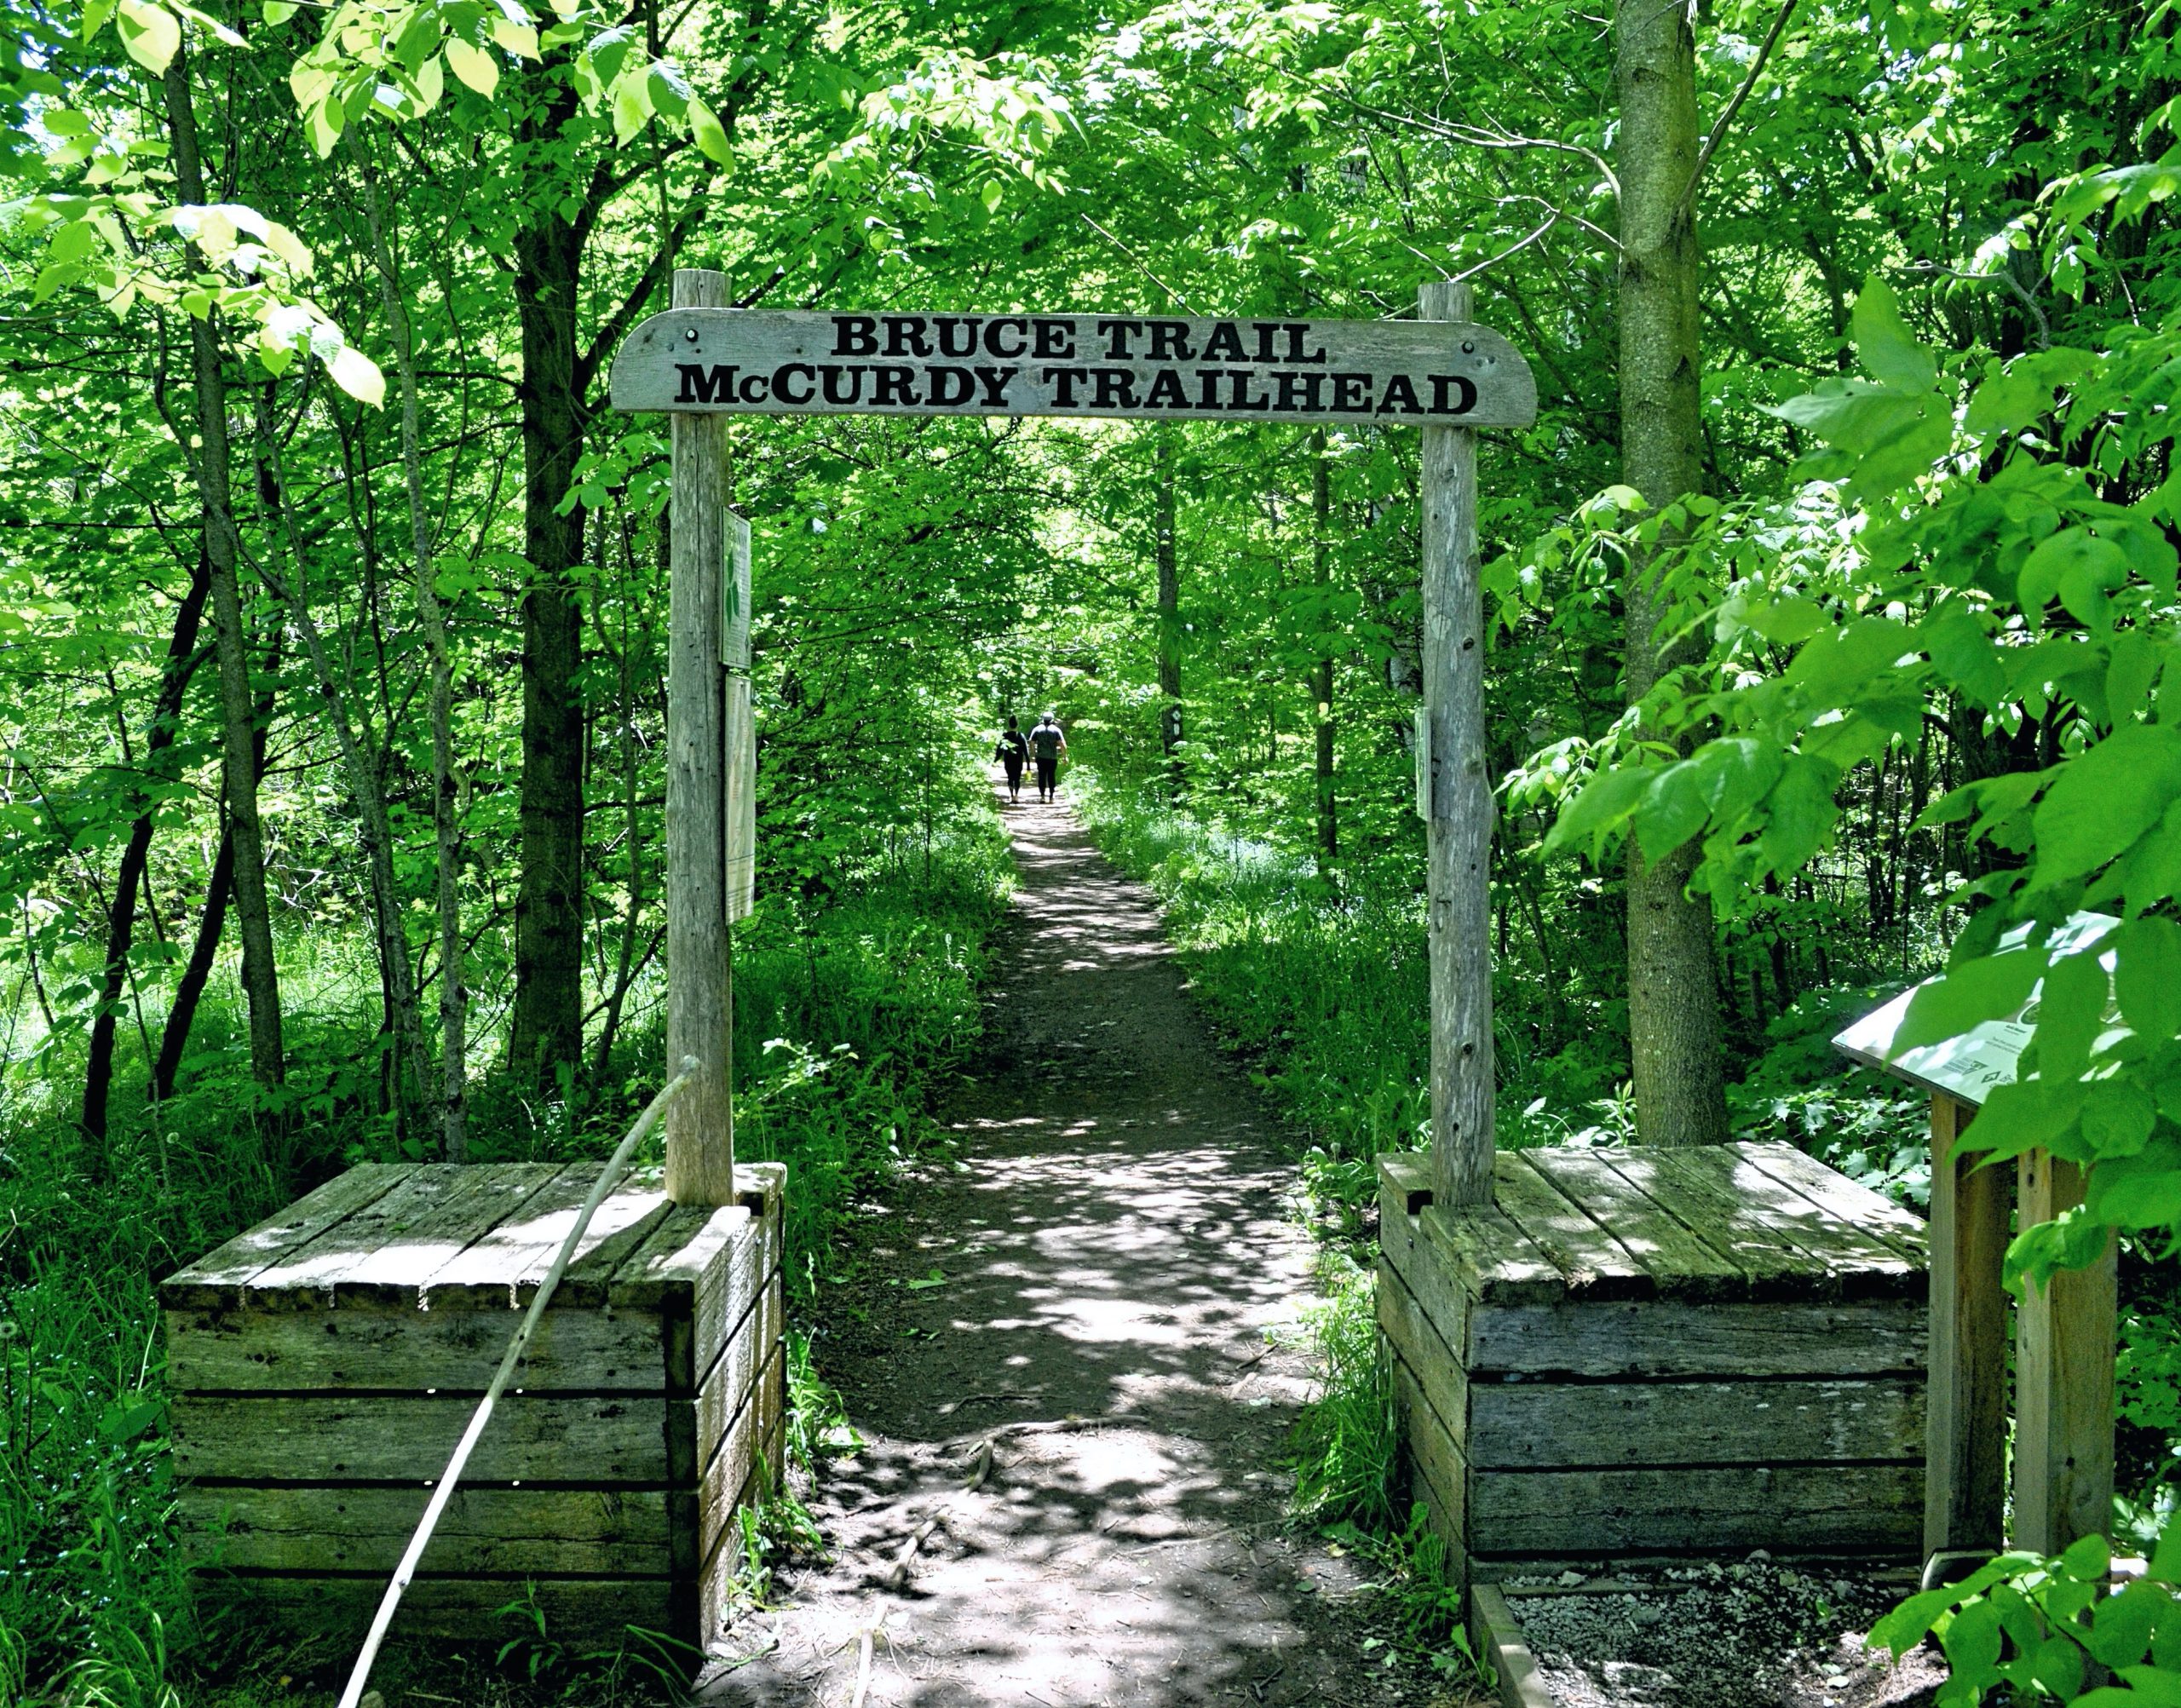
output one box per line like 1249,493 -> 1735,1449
612,278 -> 1538,1213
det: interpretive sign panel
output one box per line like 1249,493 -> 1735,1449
610,310 -> 1538,427
1831,912 -> 2120,1107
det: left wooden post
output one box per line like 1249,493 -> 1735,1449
665,267 -> 735,1205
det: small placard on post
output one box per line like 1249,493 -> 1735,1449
722,515 -> 756,924
1413,706 -> 1431,819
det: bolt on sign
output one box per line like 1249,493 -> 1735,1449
614,276 -> 1536,1216
609,310 -> 1537,425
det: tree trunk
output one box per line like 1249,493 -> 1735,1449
83,555 -> 210,1153
1154,434 -> 1183,799
1311,428 -> 1337,874
354,136 -> 469,1160
1616,0 -> 1728,1146
508,111 -> 589,1095
162,49 -> 285,1106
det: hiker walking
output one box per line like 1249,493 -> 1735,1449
1028,712 -> 1067,802
994,716 -> 1030,802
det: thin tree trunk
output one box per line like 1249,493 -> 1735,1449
1616,0 -> 1728,1146
591,518 -> 652,1084
353,137 -> 469,1160
1154,434 -> 1183,799
162,49 -> 285,1106
154,624 -> 278,1104
508,83 -> 590,1093
251,391 -> 436,1131
1311,428 -> 1337,874
84,558 -> 210,1152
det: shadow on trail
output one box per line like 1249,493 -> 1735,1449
699,789 -> 1411,1708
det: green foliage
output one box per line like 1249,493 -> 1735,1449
1287,1255 -> 1397,1533
1870,1527 -> 2181,1708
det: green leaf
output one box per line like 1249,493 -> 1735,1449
2110,630 -> 2162,722
2032,725 -> 2181,889
2116,917 -> 2181,1040
2020,529 -> 2128,623
1850,276 -> 1937,391
1941,1597 -> 2004,1681
445,36 -> 499,96
114,0 -> 181,73
1544,764 -> 1652,862
612,68 -> 653,144
490,14 -> 538,56
2080,1080 -> 2155,1158
262,0 -> 297,20
1923,606 -> 2007,708
327,343 -> 384,407
1894,950 -> 2047,1055
2029,947 -> 2113,1082
1959,1078 -> 2077,1164
688,95 -> 732,164
2060,1531 -> 2113,1583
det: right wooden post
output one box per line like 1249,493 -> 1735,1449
1419,279 -> 1494,1210
1923,1092 -> 2009,1566
2014,1147 -> 2118,1555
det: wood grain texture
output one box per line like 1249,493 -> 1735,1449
1739,1142 -> 1929,1264
1470,1585 -> 1557,1708
1419,1200 -> 1564,1304
698,1339 -> 783,1561
2014,1148 -> 2117,1555
1488,1153 -> 1652,1298
1663,1144 -> 1921,1296
179,1485 -> 678,1575
696,1261 -> 781,1458
1924,1093 -> 2009,1559
610,308 -> 1540,427
1466,1377 -> 1924,1469
1390,1356 -> 1467,1569
426,1163 -> 673,1312
1527,1148 -> 1745,1298
160,1166 -> 409,1308
1617,1147 -> 1836,1297
217,1573 -> 682,1647
1468,1464 -> 1924,1556
171,1393 -> 686,1484
1377,1255 -> 1468,1452
1465,1298 -> 1926,1379
1419,279 -> 1496,1211
163,1303 -> 670,1395
665,266 -> 736,1209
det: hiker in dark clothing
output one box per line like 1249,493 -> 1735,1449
1028,713 -> 1067,802
995,716 -> 1029,802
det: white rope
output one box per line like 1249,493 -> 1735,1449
335,1060 -> 702,1708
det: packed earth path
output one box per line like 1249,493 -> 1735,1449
697,785 -> 1431,1708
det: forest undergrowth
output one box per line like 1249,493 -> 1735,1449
0,816 -> 1012,1707
1070,769 -> 2181,1629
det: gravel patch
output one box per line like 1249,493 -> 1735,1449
1505,1556 -> 1948,1708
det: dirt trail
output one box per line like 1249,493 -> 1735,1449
699,790 -> 1419,1708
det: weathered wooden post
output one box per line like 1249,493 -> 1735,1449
1419,279 -> 1493,1210
665,267 -> 736,1207
1923,1091 -> 2009,1569
2015,1148 -> 2118,1555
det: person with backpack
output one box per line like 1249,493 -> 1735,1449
1028,713 -> 1067,802
994,716 -> 1030,802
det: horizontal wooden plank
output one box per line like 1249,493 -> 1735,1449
699,1407 -> 786,1647
1379,1164 -> 1474,1357
172,1393 -> 687,1484
1491,1153 -> 1654,1299
1605,1148 -> 1839,1298
1739,1142 -> 1931,1265
161,1166 -> 410,1309
1467,1378 -> 1924,1469
1663,1146 -> 1920,1296
212,1573 -> 687,1648
424,1165 -> 674,1313
1419,1201 -> 1564,1305
1465,1299 -> 1928,1379
1468,1463 -> 1925,1557
1377,1256 -> 1468,1453
179,1485 -> 680,1575
609,310 -> 1539,428
1524,1149 -> 1746,1299
163,1303 -> 670,1395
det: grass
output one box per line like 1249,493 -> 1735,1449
0,811 -> 1011,1705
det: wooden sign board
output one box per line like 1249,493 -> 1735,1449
610,310 -> 1538,428
722,515 -> 755,925
1830,912 -> 2120,1107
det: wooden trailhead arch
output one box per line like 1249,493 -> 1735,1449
612,268 -> 1539,1221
